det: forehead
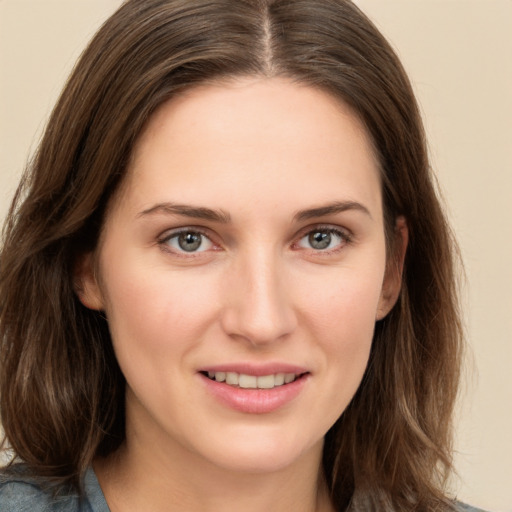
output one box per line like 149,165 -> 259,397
117,77 -> 382,221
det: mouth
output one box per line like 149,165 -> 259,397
200,371 -> 307,389
199,367 -> 310,413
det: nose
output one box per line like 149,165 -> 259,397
220,249 -> 297,346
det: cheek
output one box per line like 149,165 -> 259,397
317,284 -> 377,377
296,266 -> 384,407
300,264 -> 385,339
99,255 -> 221,362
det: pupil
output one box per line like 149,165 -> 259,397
309,231 -> 331,250
178,232 -> 202,252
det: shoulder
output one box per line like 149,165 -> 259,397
0,478 -> 56,511
0,466 -> 93,512
456,502 -> 491,512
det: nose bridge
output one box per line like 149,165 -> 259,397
221,245 -> 296,345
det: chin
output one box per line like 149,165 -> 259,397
194,428 -> 325,475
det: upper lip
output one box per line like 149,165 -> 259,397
198,362 -> 309,376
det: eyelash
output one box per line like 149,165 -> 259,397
294,226 -> 352,255
157,228 -> 216,257
157,225 -> 352,256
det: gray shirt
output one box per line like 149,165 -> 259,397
0,466 -> 489,512
0,467 -> 108,512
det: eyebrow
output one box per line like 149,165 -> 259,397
293,201 -> 372,222
138,200 -> 371,224
138,203 -> 231,223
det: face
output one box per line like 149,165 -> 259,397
79,77 -> 403,475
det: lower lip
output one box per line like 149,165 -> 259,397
200,373 -> 309,414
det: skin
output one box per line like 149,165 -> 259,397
78,77 -> 406,512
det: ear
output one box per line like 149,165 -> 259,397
376,216 -> 408,320
73,252 -> 105,311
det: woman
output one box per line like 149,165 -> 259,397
0,0 -> 483,510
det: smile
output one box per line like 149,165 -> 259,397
200,367 -> 310,413
204,371 -> 301,389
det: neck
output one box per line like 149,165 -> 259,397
95,430 -> 333,512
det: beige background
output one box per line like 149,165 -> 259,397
1,1 -> 511,510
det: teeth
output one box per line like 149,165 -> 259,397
284,373 -> 295,384
207,371 -> 300,389
274,373 -> 285,386
226,372 -> 239,385
214,372 -> 226,382
239,374 -> 257,388
257,375 -> 275,389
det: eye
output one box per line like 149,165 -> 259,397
161,230 -> 214,253
296,228 -> 349,252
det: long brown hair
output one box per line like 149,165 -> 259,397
0,1 -> 463,509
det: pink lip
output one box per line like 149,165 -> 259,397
199,368 -> 310,414
199,362 -> 308,376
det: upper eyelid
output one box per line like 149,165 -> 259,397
294,223 -> 352,239
158,226 -> 214,242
